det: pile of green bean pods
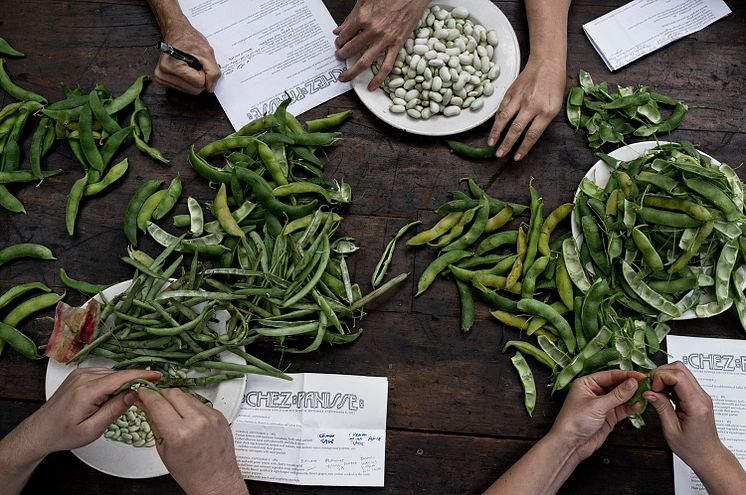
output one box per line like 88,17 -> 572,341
42,75 -> 168,235
410,144 -> 746,424
59,102 -> 408,445
0,41 -> 55,214
0,36 -> 167,223
0,242 -> 63,359
566,70 -> 688,149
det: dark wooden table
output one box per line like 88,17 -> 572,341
1,1 -> 744,493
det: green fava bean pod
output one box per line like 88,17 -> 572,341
0,185 -> 25,214
124,179 -> 164,246
153,175 -> 182,220
0,59 -> 47,104
84,158 -> 129,196
416,250 -> 472,297
538,203 -> 573,256
561,238 -> 590,293
0,282 -> 51,311
59,268 -> 107,295
455,279 -> 475,333
406,212 -> 463,246
521,255 -> 550,300
215,183 -> 245,237
134,133 -> 170,165
305,110 -> 352,132
66,174 -> 89,236
510,351 -> 536,416
0,37 -> 24,57
621,260 -> 681,318
522,185 -> 543,275
503,340 -> 556,372
136,189 -> 169,232
3,291 -> 64,328
446,140 -> 497,160
443,195 -> 490,252
105,75 -> 149,115
235,168 -> 316,219
484,206 -> 512,233
0,322 -> 39,359
631,227 -> 663,271
0,243 -> 56,267
517,298 -> 575,354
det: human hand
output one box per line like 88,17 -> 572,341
487,56 -> 566,161
644,362 -> 728,470
22,368 -> 161,458
334,0 -> 429,91
156,20 -> 221,95
549,369 -> 647,462
137,388 -> 248,495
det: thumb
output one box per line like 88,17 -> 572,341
87,390 -> 137,433
644,391 -> 679,432
596,377 -> 639,411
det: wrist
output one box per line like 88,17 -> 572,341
186,470 -> 248,495
542,429 -> 583,469
0,418 -> 49,469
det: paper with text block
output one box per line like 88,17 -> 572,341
232,373 -> 387,486
666,335 -> 746,494
178,0 -> 351,129
583,0 -> 731,71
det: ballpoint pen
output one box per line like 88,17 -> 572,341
156,41 -> 203,71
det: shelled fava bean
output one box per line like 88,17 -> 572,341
374,5 -> 500,119
104,405 -> 156,448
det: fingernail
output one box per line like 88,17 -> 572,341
514,153 -> 522,161
487,139 -> 495,146
623,378 -> 637,390
124,391 -> 136,406
646,395 -> 657,403
496,149 -> 504,158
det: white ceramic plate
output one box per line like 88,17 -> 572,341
45,280 -> 247,479
570,141 -> 744,320
349,0 -> 520,136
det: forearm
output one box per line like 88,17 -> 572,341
146,0 -> 192,36
482,431 -> 580,495
691,443 -> 746,495
0,419 -> 48,495
524,0 -> 571,66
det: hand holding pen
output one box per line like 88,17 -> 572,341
153,27 -> 221,95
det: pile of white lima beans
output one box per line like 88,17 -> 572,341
373,5 -> 501,120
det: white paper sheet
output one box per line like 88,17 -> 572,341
583,0 -> 731,71
666,335 -> 746,494
178,0 -> 351,129
231,373 -> 387,486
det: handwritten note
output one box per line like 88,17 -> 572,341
666,336 -> 746,494
583,0 -> 731,71
178,0 -> 351,129
231,373 -> 387,486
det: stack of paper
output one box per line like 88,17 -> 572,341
583,0 -> 731,72
179,0 -> 351,130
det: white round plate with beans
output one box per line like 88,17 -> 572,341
349,0 -> 520,136
44,279 -> 247,479
570,141 -> 746,320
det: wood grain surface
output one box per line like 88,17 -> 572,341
0,0 -> 744,493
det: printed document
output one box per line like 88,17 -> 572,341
231,373 -> 387,486
583,0 -> 731,71
666,335 -> 746,494
178,0 -> 351,129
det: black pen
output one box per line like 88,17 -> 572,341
156,41 -> 203,71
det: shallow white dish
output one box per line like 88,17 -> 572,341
45,279 -> 247,479
570,141 -> 744,320
349,0 -> 520,136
